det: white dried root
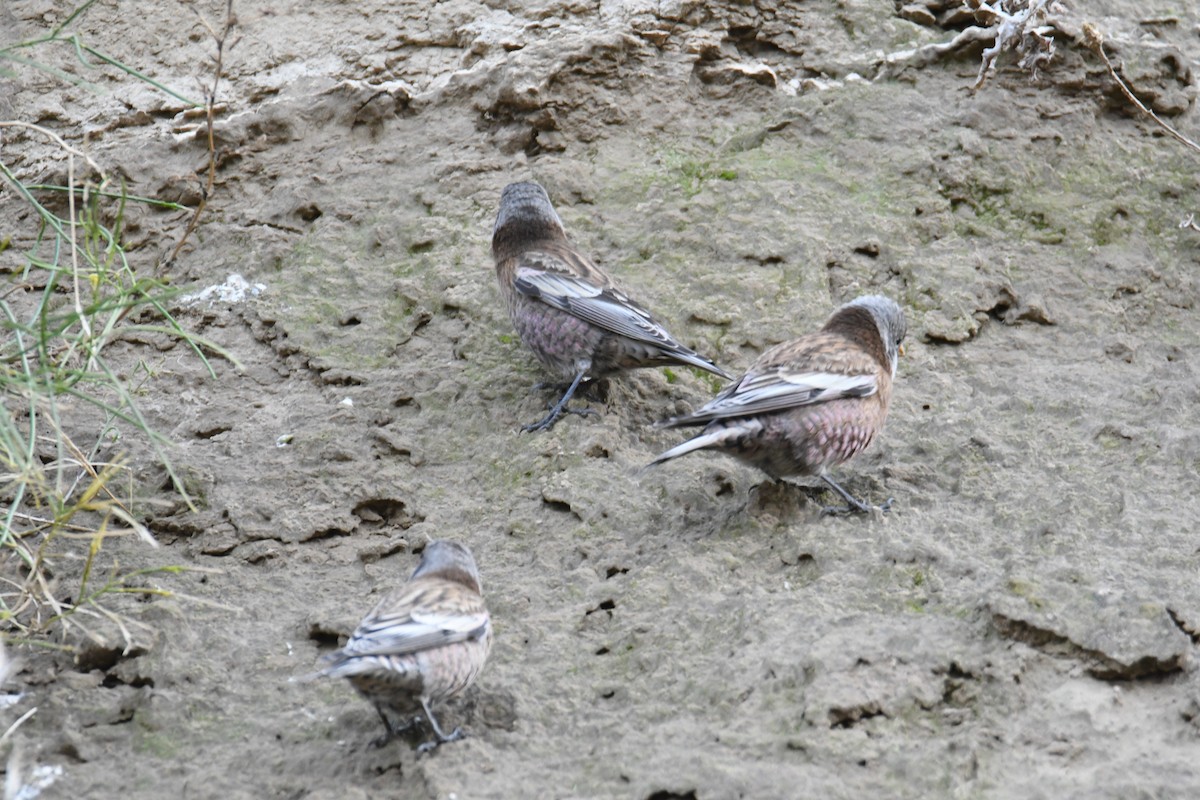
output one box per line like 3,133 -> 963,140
973,0 -> 1061,87
878,0 -> 1067,88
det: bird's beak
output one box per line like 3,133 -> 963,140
898,343 -> 906,357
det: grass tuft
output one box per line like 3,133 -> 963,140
1,2 -> 237,653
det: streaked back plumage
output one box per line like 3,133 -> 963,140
307,540 -> 492,749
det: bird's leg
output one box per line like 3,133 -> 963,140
415,697 -> 465,754
370,704 -> 399,748
819,475 -> 893,516
369,705 -> 423,748
544,394 -> 598,419
522,368 -> 592,432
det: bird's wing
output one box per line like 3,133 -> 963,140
338,581 -> 489,658
678,368 -> 876,423
660,333 -> 879,425
513,258 -> 691,353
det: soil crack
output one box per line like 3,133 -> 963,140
992,612 -> 1185,680
1167,608 -> 1200,645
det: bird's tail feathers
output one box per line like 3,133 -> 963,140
671,350 -> 733,381
291,650 -> 374,684
645,429 -> 733,469
655,411 -> 701,430
291,668 -> 328,684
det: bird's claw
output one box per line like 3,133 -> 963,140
542,395 -> 596,418
521,402 -> 596,432
521,412 -> 561,433
819,497 -> 893,517
416,727 -> 464,755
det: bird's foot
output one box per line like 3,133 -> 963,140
521,407 -> 567,433
521,401 -> 565,432
416,726 -> 464,755
520,398 -> 597,432
819,475 -> 893,516
522,370 -> 593,433
819,496 -> 893,516
368,708 -> 422,748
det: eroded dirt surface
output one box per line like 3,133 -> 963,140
3,0 -> 1200,797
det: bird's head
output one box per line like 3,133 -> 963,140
843,295 -> 907,377
411,539 -> 484,594
492,181 -> 566,258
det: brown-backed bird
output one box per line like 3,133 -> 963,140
649,295 -> 906,513
307,540 -> 492,751
492,181 -> 732,432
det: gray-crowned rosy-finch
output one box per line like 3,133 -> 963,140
649,295 -> 906,513
306,540 -> 492,751
492,181 -> 731,432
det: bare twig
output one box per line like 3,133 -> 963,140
1081,23 -> 1200,156
1083,23 -> 1200,234
160,0 -> 237,273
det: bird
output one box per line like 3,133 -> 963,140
304,540 -> 492,752
647,295 -> 907,514
491,180 -> 732,432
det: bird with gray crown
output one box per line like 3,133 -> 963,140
648,295 -> 907,514
304,540 -> 492,752
491,180 -> 732,432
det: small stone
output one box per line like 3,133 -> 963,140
899,4 -> 936,26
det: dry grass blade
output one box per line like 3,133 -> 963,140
0,709 -> 36,753
1078,23 -> 1200,232
1,2 -> 241,656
